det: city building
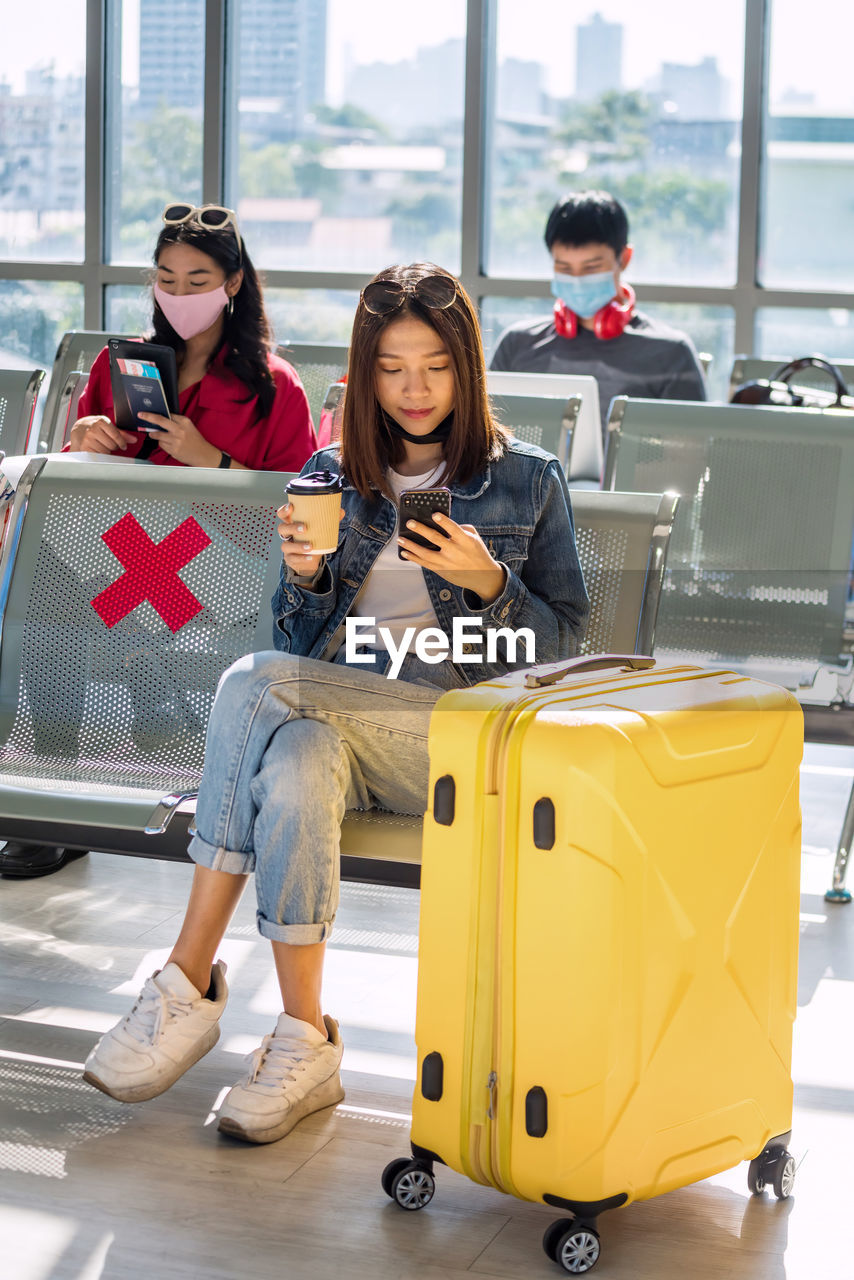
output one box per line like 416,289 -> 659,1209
575,12 -> 623,101
658,56 -> 727,120
345,39 -> 465,132
138,0 -> 205,114
138,0 -> 327,137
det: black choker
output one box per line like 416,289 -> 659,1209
382,409 -> 454,445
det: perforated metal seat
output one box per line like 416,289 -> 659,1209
604,395 -> 854,902
326,487 -> 678,883
571,489 -> 677,658
39,331 -> 131,452
604,396 -> 854,686
0,458 -> 289,840
51,370 -> 90,449
490,392 -> 580,475
0,368 -> 45,455
0,462 -> 676,887
275,342 -> 349,430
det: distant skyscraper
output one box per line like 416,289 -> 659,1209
137,0 -> 327,132
238,0 -> 327,134
346,39 -> 465,132
498,59 -> 546,120
138,0 -> 205,113
575,12 -> 623,102
659,57 -> 726,120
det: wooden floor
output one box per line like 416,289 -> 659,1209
1,742 -> 852,1280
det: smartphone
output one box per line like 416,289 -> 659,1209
398,487 -> 452,559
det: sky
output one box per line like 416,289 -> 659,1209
0,0 -> 850,113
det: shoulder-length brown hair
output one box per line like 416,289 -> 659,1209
340,263 -> 507,497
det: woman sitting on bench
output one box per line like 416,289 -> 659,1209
71,202 -> 315,471
82,262 -> 589,1145
0,205 -> 317,881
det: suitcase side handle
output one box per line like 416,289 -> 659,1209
523,654 -> 655,689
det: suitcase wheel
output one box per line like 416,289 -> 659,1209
748,1149 -> 796,1200
383,1158 -> 435,1211
381,1157 -> 414,1198
543,1218 -> 601,1274
773,1154 -> 796,1200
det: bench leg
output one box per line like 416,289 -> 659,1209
826,777 -> 854,903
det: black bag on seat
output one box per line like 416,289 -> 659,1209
731,355 -> 854,410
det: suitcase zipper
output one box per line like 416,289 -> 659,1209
487,1070 -> 497,1118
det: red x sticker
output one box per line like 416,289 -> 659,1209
90,512 -> 212,633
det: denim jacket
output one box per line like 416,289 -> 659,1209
271,440 -> 589,686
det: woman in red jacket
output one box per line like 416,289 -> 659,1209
70,202 -> 316,472
0,205 -> 318,881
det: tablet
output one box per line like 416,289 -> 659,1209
108,339 -> 179,431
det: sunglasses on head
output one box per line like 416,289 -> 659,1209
361,275 -> 458,316
162,203 -> 243,259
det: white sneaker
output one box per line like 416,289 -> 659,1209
217,1012 -> 344,1144
83,961 -> 228,1102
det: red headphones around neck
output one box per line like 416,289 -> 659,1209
553,283 -> 637,341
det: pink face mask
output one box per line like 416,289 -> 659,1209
153,281 -> 229,340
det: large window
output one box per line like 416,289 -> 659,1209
227,0 -> 466,273
3,1 -> 854,396
0,2 -> 87,264
106,0 -> 205,264
755,307 -> 854,361
762,0 -> 854,291
105,281 -> 151,335
488,1 -> 745,285
0,281 -> 84,368
265,287 -> 359,346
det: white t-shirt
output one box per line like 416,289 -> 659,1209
350,463 -> 446,651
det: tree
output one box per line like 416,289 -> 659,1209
555,90 -> 656,164
120,104 -> 203,224
291,142 -> 342,203
618,171 -> 730,239
385,191 -> 457,237
240,144 -> 299,198
310,102 -> 390,139
0,280 -> 83,367
118,105 -> 203,259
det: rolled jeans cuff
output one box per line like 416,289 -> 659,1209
187,830 -> 256,876
256,914 -> 334,945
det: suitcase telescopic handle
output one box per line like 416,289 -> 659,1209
523,654 -> 655,689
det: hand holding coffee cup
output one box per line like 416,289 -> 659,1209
279,469 -> 344,574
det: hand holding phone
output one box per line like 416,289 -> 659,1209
397,487 -> 452,560
397,489 -> 507,603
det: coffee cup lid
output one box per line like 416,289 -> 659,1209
286,468 -> 343,496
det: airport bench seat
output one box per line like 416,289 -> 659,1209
0,462 -> 676,888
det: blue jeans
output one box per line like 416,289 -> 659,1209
187,652 -> 450,943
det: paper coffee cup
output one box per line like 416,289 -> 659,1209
286,469 -> 343,554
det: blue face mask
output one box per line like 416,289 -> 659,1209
551,269 -> 617,318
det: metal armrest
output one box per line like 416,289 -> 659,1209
145,791 -> 199,835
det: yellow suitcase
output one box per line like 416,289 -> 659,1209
381,656 -> 803,1274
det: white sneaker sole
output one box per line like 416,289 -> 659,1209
83,1023 -> 221,1103
217,1072 -> 345,1144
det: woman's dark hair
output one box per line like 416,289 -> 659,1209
150,218 -> 275,419
341,262 -> 507,498
544,190 -> 629,255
